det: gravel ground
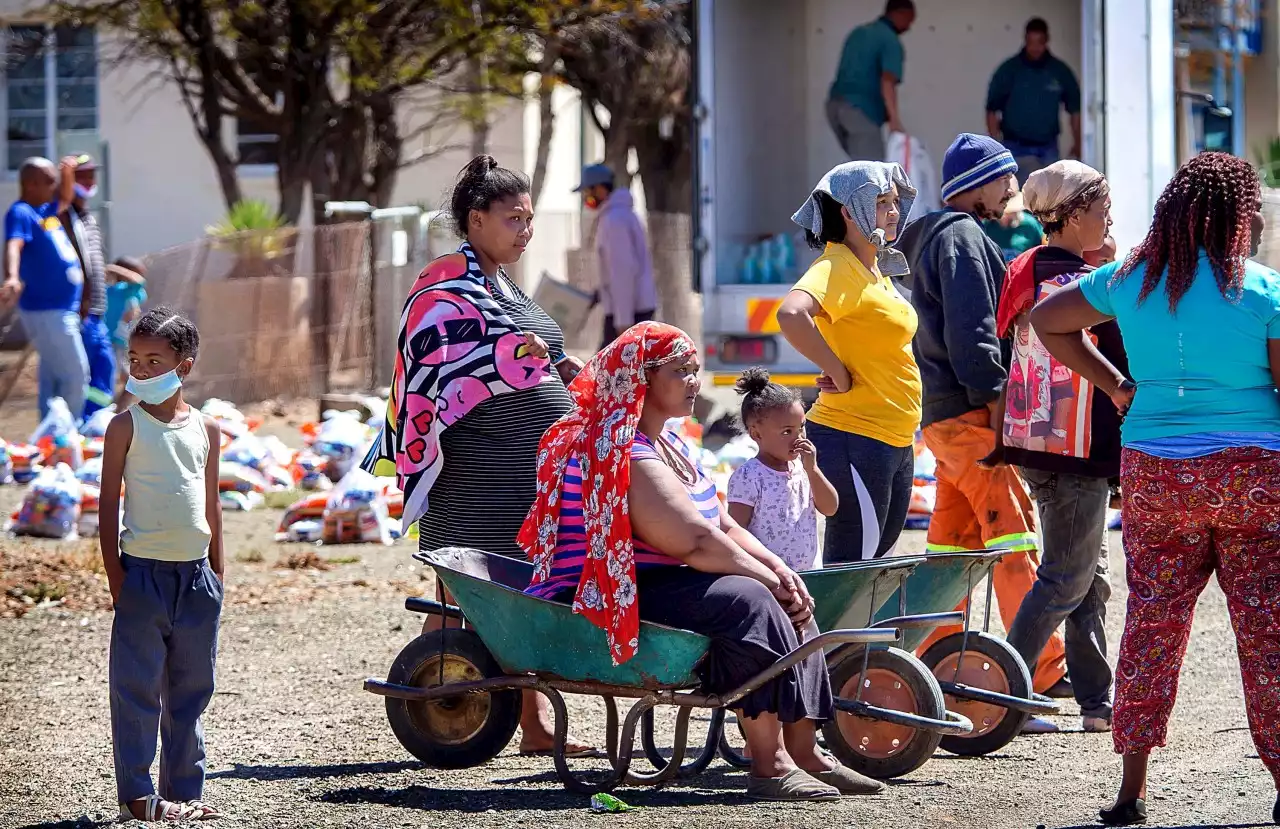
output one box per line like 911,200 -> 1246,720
1,484 -> 1276,829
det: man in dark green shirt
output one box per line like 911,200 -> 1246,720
985,18 -> 1082,184
826,0 -> 915,161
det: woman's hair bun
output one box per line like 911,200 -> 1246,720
734,366 -> 772,396
461,154 -> 499,180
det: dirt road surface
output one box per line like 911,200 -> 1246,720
0,482 -> 1275,829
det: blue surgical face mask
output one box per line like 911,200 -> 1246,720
126,369 -> 183,405
74,183 -> 97,201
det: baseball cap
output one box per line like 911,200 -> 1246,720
573,163 -> 614,192
73,154 -> 98,171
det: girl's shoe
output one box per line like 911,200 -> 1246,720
1099,798 -> 1147,826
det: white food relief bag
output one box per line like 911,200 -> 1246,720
885,131 -> 939,223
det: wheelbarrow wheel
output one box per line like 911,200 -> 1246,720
384,628 -> 521,770
823,646 -> 944,780
919,632 -> 1032,757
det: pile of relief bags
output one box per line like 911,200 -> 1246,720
3,397 -> 404,545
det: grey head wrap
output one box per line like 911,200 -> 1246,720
791,161 -> 917,278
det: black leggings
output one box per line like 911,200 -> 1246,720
807,421 -> 915,565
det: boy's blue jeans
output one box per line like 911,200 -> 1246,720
110,554 -> 223,806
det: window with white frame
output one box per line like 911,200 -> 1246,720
4,24 -> 98,172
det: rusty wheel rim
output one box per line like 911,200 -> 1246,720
836,667 -> 919,759
932,651 -> 1010,738
407,654 -> 492,745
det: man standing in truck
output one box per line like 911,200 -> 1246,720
575,163 -> 657,347
826,0 -> 916,161
897,132 -> 1070,701
985,18 -> 1082,184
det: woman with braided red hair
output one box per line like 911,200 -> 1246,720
1030,151 -> 1280,826
520,321 -> 883,801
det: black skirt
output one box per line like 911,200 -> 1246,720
635,567 -> 833,722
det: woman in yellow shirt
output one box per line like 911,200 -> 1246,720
777,162 -> 922,563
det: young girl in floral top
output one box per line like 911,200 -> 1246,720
727,368 -> 839,571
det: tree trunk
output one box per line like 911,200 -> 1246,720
528,52 -> 560,208
633,121 -> 697,339
466,56 -> 490,157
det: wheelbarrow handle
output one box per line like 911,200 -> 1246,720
713,628 -> 900,709
936,681 -> 1061,716
405,597 -> 464,620
873,611 -> 965,630
834,697 -> 975,736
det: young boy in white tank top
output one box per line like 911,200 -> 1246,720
99,307 -> 224,822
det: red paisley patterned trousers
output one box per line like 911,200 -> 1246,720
1116,447 -> 1280,786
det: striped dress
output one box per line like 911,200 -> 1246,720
526,430 -> 720,600
417,271 -> 573,559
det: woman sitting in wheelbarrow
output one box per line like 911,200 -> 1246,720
518,321 -> 882,802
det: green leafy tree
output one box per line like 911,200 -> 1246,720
52,0 -> 640,223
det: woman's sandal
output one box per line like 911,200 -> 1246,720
1099,798 -> 1147,826
746,768 -> 841,802
119,795 -> 193,823
184,801 -> 223,821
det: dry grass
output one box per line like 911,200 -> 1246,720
325,554 -> 361,565
280,550 -> 332,571
236,547 -> 266,564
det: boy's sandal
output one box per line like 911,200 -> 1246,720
185,801 -> 223,821
119,795 -> 194,822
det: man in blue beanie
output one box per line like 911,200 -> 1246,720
898,132 -> 1071,704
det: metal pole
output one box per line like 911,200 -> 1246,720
1230,0 -> 1246,157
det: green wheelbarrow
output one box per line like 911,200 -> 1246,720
827,550 -> 1061,775
642,557 -> 975,780
364,547 -> 916,795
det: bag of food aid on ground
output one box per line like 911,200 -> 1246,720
77,482 -> 102,537
10,463 -> 82,539
30,398 -> 84,471
8,443 -> 42,484
322,467 -> 391,545
222,435 -> 291,490
313,412 -> 371,482
76,456 -> 104,487
0,440 -> 12,485
218,461 -> 270,495
276,491 -> 330,540
80,406 -> 116,439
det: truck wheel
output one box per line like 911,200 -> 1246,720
384,628 -> 521,770
823,646 -> 944,780
919,632 -> 1032,756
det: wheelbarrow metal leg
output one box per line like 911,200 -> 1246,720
543,684 -> 640,795
625,705 -> 691,786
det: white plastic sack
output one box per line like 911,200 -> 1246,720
885,131 -> 939,223
323,467 -> 391,545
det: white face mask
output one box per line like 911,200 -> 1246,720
125,368 -> 183,405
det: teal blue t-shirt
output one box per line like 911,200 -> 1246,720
1078,255 -> 1280,444
829,17 -> 904,126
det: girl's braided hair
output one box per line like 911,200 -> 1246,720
1115,151 -> 1261,311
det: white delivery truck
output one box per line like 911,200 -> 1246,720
694,0 -> 1176,393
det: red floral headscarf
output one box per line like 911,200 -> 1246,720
518,322 -> 696,665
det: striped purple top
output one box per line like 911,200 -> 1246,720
526,430 -> 721,600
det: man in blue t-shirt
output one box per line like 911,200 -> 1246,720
0,156 -> 88,419
826,0 -> 915,161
